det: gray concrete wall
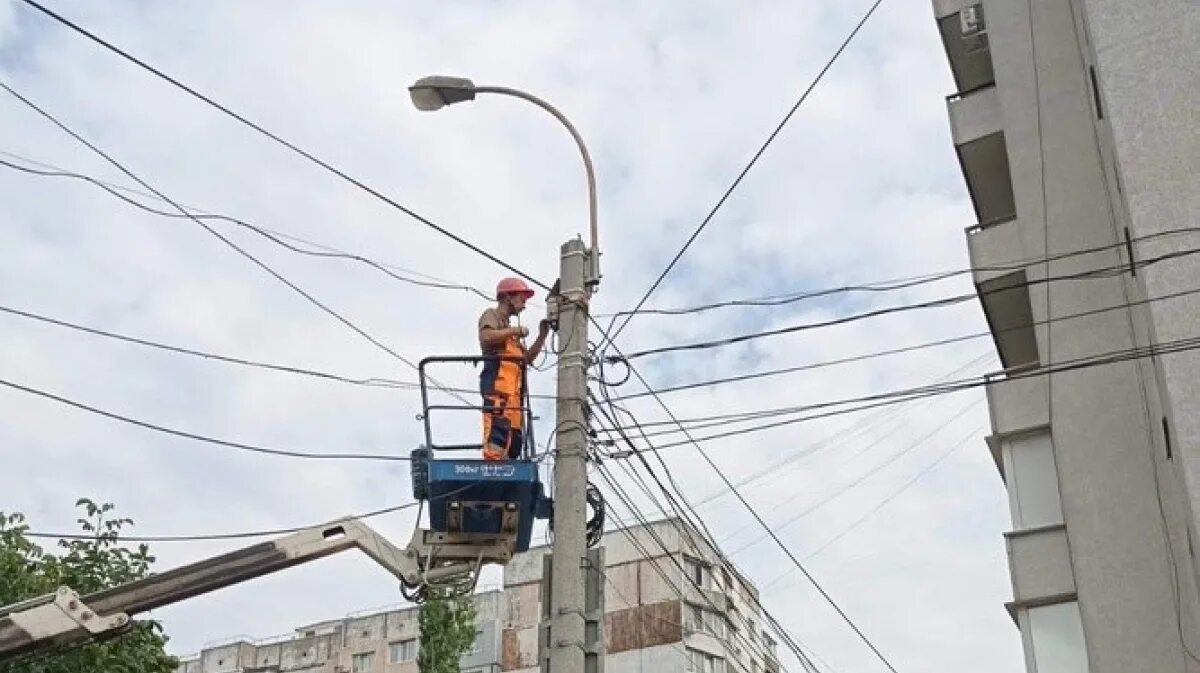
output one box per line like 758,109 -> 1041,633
1077,0 -> 1200,659
948,0 -> 1200,671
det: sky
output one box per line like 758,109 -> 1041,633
0,2 -> 1020,672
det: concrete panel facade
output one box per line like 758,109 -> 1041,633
1005,524 -> 1075,604
936,0 -> 1200,670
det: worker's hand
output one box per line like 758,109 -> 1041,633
538,319 -> 552,336
516,326 -> 530,338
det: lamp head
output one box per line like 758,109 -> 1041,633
408,75 -> 477,111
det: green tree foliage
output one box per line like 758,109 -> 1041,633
0,498 -> 177,673
417,592 -> 477,673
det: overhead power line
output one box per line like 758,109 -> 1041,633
605,331 -> 1200,454
0,301 -> 557,400
598,361 -> 901,673
724,397 -> 983,557
611,288 -> 1200,435
0,154 -> 493,301
591,462 -> 817,671
0,303 -> 415,390
596,224 -> 1200,320
604,281 -> 1200,404
0,376 -> 407,462
0,78 -> 469,405
20,481 -> 494,543
624,352 -> 994,519
610,246 -> 1200,362
22,501 -> 420,542
600,0 -> 888,352
17,0 -> 549,291
589,324 -> 899,672
798,426 -> 982,565
587,371 -> 828,670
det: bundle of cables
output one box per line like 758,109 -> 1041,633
547,480 -> 606,548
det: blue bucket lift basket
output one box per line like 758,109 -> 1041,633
411,356 -> 552,553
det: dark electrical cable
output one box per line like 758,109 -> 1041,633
0,376 -> 407,462
631,352 -> 993,519
22,501 -> 421,542
589,341 -> 856,670
604,281 -> 1200,405
609,287 -> 1200,431
604,333 -> 1200,454
0,157 -> 495,301
0,303 -> 416,391
597,224 -> 1200,321
14,147 -> 1195,335
600,0 -> 888,353
0,78 -> 470,405
16,0 -> 549,292
19,481 -> 493,543
0,302 -> 558,400
611,246 -> 1200,362
591,307 -> 897,671
591,463 -> 810,670
600,353 -> 901,673
723,397 -> 983,557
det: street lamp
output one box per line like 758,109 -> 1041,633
408,74 -> 601,673
407,75 -> 600,290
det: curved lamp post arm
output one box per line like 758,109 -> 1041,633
471,86 -> 598,271
408,76 -> 600,290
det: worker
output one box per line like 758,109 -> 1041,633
479,277 -> 551,461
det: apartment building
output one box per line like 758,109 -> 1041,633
175,518 -> 780,673
933,0 -> 1200,671
175,591 -> 505,673
502,518 -> 781,673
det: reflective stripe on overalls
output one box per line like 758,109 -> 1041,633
480,334 -> 525,461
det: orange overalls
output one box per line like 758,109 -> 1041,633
480,333 -> 526,461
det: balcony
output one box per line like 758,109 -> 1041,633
1004,524 -> 1076,607
955,130 -> 1017,229
947,84 -> 1002,146
978,271 -> 1039,370
965,214 -> 1023,285
984,369 -> 1049,437
935,3 -> 995,94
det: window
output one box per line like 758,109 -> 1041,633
685,604 -> 705,632
1025,602 -> 1087,672
688,649 -> 726,673
703,610 -> 726,639
762,633 -> 777,652
1003,432 -> 1064,529
351,652 -> 374,673
389,639 -> 418,663
684,557 -> 708,589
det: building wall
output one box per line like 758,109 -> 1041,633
175,592 -> 505,673
938,0 -> 1200,671
501,519 -> 779,673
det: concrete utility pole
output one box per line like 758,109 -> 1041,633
408,75 -> 602,673
550,236 -> 591,673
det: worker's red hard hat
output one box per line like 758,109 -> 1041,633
496,277 -> 535,300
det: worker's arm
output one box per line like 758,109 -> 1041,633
480,324 -> 527,348
479,308 -> 526,349
524,320 -> 551,364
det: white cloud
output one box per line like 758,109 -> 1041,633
0,1 -> 1021,671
